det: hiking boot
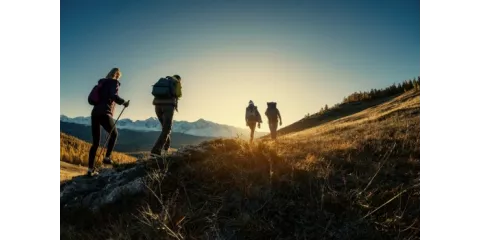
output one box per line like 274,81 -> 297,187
102,156 -> 114,165
87,168 -> 99,177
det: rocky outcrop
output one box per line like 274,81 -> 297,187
60,162 -> 148,212
60,144 -> 208,212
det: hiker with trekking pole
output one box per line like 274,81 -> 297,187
86,67 -> 130,176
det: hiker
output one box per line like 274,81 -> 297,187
87,67 -> 130,176
265,102 -> 282,140
245,100 -> 262,143
149,75 -> 182,159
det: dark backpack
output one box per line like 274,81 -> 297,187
152,76 -> 179,99
246,106 -> 260,122
88,82 -> 103,105
266,102 -> 278,120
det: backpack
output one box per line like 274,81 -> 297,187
246,106 -> 258,121
266,102 -> 278,120
152,76 -> 182,99
88,82 -> 103,105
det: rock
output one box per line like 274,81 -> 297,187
61,162 -> 148,212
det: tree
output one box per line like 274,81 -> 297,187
413,77 -> 420,91
324,104 -> 329,111
408,79 -> 414,90
402,80 -> 409,92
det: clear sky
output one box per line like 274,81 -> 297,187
60,0 -> 419,128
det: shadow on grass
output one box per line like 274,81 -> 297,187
61,138 -> 419,239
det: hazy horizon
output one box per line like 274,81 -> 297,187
61,0 -> 419,128
60,113 -> 270,131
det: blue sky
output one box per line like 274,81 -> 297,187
61,0 -> 419,128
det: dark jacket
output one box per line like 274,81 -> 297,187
245,105 -> 262,123
91,78 -> 125,117
153,97 -> 177,106
265,107 -> 282,123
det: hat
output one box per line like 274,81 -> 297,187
173,74 -> 181,81
249,100 -> 254,105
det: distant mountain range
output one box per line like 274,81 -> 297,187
60,121 -> 214,153
60,115 -> 268,139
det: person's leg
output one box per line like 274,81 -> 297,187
161,108 -> 173,152
164,134 -> 171,151
165,110 -> 174,152
160,106 -> 175,151
100,114 -> 118,159
272,121 -> 278,140
269,122 -> 274,140
88,115 -> 101,170
151,105 -> 165,155
248,122 -> 256,142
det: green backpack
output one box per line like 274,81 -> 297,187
151,76 -> 182,99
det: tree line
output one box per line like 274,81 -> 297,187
314,76 -> 420,116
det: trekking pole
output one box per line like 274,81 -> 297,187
97,101 -> 129,165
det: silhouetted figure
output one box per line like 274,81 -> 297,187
245,100 -> 262,143
265,102 -> 282,140
150,75 -> 182,158
87,68 -> 130,176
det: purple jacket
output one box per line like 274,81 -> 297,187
91,78 -> 125,117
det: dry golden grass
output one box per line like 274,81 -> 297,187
60,161 -> 87,182
60,132 -> 137,168
278,90 -> 419,157
61,90 -> 420,239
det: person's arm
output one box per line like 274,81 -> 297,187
256,109 -> 263,123
109,81 -> 126,105
277,109 -> 282,125
256,109 -> 262,128
245,109 -> 249,125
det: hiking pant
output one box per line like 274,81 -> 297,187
248,121 -> 257,142
269,121 -> 279,140
151,105 -> 175,154
88,114 -> 118,169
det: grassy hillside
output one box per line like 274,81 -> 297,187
60,132 -> 137,167
274,94 -> 400,137
61,90 -> 420,239
60,121 -> 214,152
269,77 -> 420,138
